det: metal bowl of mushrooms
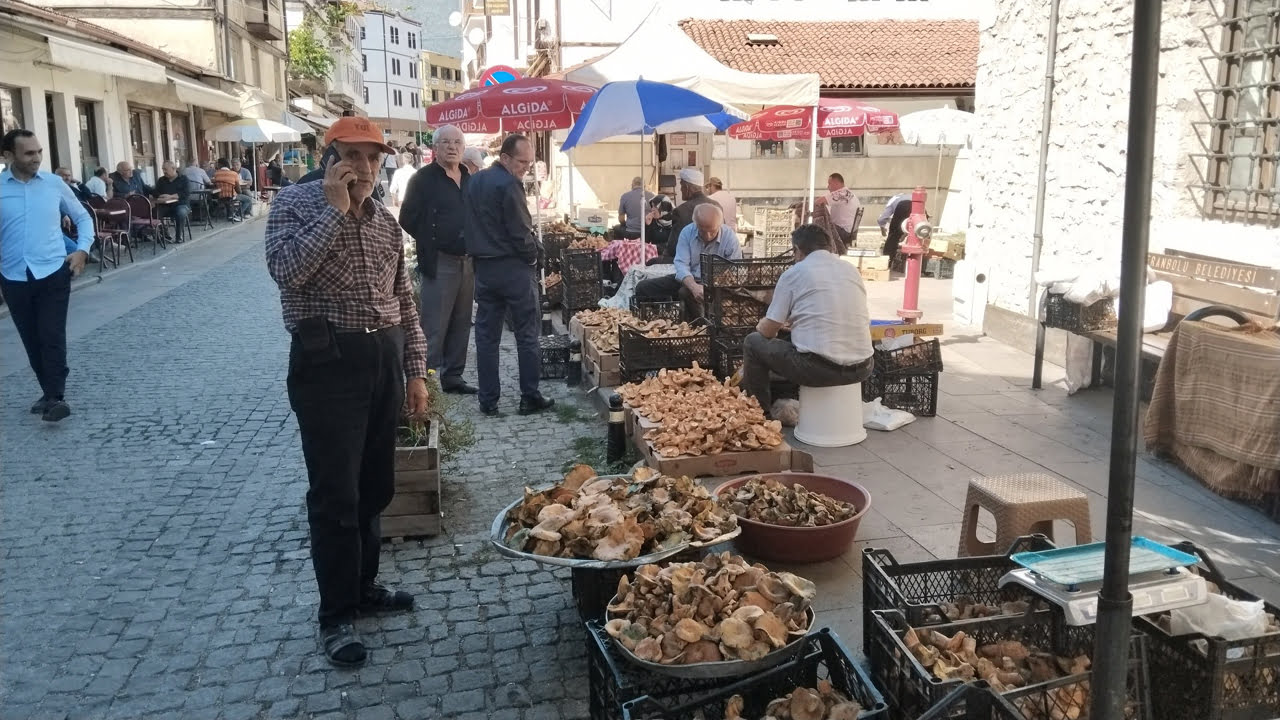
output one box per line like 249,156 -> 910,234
714,472 -> 872,563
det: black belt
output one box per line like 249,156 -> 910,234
333,324 -> 397,334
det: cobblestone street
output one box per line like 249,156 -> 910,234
0,223 -> 596,720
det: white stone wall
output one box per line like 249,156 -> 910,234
969,0 -> 1278,318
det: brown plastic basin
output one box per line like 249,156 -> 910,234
714,472 -> 872,564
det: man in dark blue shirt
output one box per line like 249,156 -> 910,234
463,133 -> 552,416
109,161 -> 152,197
398,125 -> 476,396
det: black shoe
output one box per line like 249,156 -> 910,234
480,404 -> 502,417
359,582 -> 414,615
30,397 -> 49,415
42,400 -> 71,422
518,394 -> 555,415
319,623 -> 366,668
443,382 -> 478,395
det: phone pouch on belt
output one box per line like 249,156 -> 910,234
295,316 -> 341,364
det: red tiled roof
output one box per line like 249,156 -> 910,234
679,19 -> 978,90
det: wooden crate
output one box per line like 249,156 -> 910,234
859,267 -> 892,282
584,335 -> 620,373
630,418 -> 811,477
842,253 -> 890,271
584,351 -> 621,389
385,421 -> 441,539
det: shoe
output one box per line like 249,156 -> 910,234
443,382 -> 478,395
319,623 -> 366,668
359,582 -> 414,615
480,404 -> 501,417
42,400 -> 71,422
518,394 -> 555,415
230,216 -> 242,223
30,397 -> 49,415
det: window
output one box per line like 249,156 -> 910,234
362,54 -> 367,72
360,25 -> 365,39
411,92 -> 419,109
363,86 -> 369,104
793,141 -> 823,159
408,32 -> 416,49
409,63 -> 418,79
830,137 -> 866,157
393,89 -> 403,106
250,47 -> 261,87
390,26 -> 399,44
0,84 -> 24,135
1204,0 -> 1279,220
431,65 -> 439,78
752,140 -> 784,159
391,58 -> 401,75
431,89 -> 439,102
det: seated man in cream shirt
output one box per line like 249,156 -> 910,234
740,224 -> 874,413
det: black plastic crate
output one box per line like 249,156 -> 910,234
1042,293 -> 1117,332
701,254 -> 792,289
618,321 -> 711,384
711,336 -> 745,380
864,369 -> 939,417
564,248 -> 604,284
543,278 -> 564,307
586,621 -> 740,720
707,288 -> 770,329
563,276 -> 603,313
540,334 -> 570,380
572,567 -> 627,624
861,535 -> 1055,656
1134,541 -> 1280,720
622,629 -> 888,720
917,683 -> 1025,720
868,610 -> 1112,720
875,338 -> 944,375
629,299 -> 684,323
925,256 -> 957,280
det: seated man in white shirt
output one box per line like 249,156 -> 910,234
813,172 -> 860,247
741,224 -> 874,414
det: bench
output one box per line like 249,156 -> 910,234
1033,252 -> 1280,397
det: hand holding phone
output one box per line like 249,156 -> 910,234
322,156 -> 355,215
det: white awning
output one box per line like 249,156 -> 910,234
168,73 -> 241,115
565,1 -> 819,108
281,112 -> 313,135
46,35 -> 168,85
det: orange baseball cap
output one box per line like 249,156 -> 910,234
324,117 -> 396,154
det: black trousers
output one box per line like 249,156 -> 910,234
287,325 -> 405,626
1,265 -> 72,401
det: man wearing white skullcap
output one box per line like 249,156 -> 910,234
663,167 -> 716,259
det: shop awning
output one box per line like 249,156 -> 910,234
168,72 -> 240,115
289,99 -> 338,131
46,35 -> 167,85
281,112 -> 313,135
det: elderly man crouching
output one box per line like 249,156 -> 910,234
265,117 -> 429,667
741,224 -> 875,414
633,203 -> 740,319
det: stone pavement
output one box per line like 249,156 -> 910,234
1,229 -> 1276,720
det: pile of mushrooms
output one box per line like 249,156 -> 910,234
618,365 -> 722,421
903,625 -> 1092,720
721,680 -> 861,720
720,477 -> 859,528
503,465 -> 736,562
605,552 -> 815,666
921,598 -> 1034,625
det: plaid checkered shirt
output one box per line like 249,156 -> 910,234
265,181 -> 428,379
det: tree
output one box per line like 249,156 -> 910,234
288,18 -> 334,81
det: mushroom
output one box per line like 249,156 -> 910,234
756,573 -> 791,604
682,639 -> 722,664
634,636 -> 662,662
724,695 -> 745,720
828,702 -> 862,720
731,605 -> 765,623
718,617 -> 755,650
789,688 -> 825,720
779,573 -> 817,604
754,612 -> 789,648
674,617 -> 706,643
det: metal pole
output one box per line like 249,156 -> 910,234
1090,2 -> 1161,719
1030,0 -> 1062,390
806,105 -> 818,218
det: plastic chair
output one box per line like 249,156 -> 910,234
957,474 -> 1092,557
125,195 -> 166,254
100,198 -> 135,265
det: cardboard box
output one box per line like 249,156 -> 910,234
929,237 -> 966,261
584,352 -> 621,389
869,322 -> 945,341
631,420 -> 810,478
585,336 -> 620,373
577,207 -> 609,227
842,254 -> 890,272
859,268 -> 892,283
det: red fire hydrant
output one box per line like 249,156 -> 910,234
897,186 -> 932,321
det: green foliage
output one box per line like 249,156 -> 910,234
397,372 -> 477,463
288,20 -> 334,81
414,131 -> 433,146
322,2 -> 360,38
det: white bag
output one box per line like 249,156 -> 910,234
1169,593 -> 1269,659
863,398 -> 916,432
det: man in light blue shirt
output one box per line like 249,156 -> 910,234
1,129 -> 93,422
634,203 -> 741,318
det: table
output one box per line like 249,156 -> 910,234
1144,320 -> 1280,514
191,188 -> 216,228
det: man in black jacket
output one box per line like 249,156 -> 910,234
398,125 -> 476,395
463,134 -> 553,416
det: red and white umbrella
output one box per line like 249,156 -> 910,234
727,99 -> 899,140
425,77 -> 597,134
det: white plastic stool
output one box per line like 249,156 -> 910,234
794,384 -> 867,447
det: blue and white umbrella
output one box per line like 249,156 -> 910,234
561,79 -> 744,150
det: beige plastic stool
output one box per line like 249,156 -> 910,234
957,473 -> 1092,557
795,384 -> 867,447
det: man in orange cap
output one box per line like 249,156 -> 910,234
265,116 -> 430,668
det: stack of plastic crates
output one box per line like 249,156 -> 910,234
629,299 -> 684,323
539,334 -> 570,379
750,206 -> 796,258
701,253 -> 791,381
561,248 -> 603,324
862,337 -> 944,417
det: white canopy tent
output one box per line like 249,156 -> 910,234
565,2 -> 820,108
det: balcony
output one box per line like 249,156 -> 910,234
245,0 -> 284,41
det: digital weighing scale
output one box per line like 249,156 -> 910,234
998,537 -> 1209,626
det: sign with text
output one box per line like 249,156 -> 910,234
485,0 -> 510,14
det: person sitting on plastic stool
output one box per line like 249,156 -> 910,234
740,224 -> 874,415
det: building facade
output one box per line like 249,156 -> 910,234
284,0 -> 364,119
361,10 -> 426,146
967,0 -> 1279,351
422,51 -> 463,109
